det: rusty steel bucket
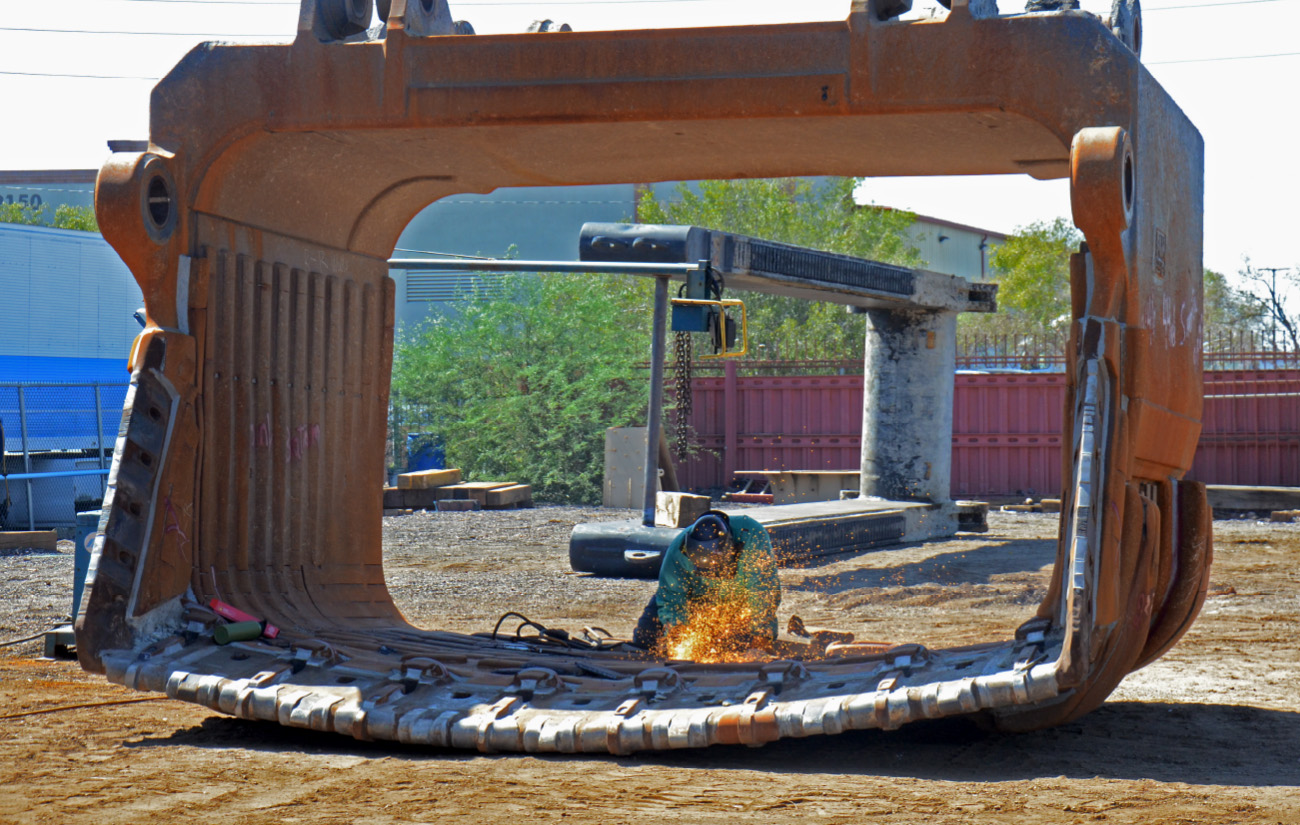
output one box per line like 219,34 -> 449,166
78,0 -> 1208,752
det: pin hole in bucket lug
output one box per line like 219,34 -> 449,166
138,155 -> 178,245
1122,145 -> 1135,224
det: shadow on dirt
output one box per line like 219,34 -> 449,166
126,700 -> 1300,787
787,537 -> 1057,594
640,702 -> 1300,786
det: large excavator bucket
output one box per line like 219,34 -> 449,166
78,0 -> 1208,751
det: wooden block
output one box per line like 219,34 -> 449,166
655,491 -> 711,528
396,468 -> 462,490
385,487 -> 442,510
436,499 -> 481,512
0,530 -> 59,553
1040,498 -> 1062,513
439,481 -> 513,505
485,484 -> 533,509
382,508 -> 414,517
401,487 -> 442,509
1270,510 -> 1300,523
1207,485 -> 1300,513
956,500 -> 990,533
382,487 -> 405,509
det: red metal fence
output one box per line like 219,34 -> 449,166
1191,370 -> 1300,488
950,372 -> 1065,498
678,365 -> 1300,497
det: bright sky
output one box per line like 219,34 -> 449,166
3,0 -> 1298,278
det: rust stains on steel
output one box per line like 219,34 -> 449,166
79,0 -> 1208,752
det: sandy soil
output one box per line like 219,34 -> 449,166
1,508 -> 1298,824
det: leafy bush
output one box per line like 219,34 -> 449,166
392,177 -> 924,502
638,178 -> 922,360
0,203 -> 98,232
392,273 -> 654,503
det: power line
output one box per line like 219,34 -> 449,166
97,0 -> 772,4
4,47 -> 1297,79
96,0 -> 828,5
67,0 -> 1300,7
0,26 -> 286,37
1146,0 -> 1293,9
393,247 -> 497,259
1148,49 -> 1300,64
0,69 -> 160,80
452,0 -> 744,4
111,0 -> 295,4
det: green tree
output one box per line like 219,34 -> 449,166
973,222 -> 1271,356
982,217 -> 1081,334
1237,262 -> 1299,352
638,178 -> 923,360
0,202 -> 98,232
392,177 -> 924,502
391,273 -> 654,503
0,203 -> 47,226
51,204 -> 99,232
1202,267 -> 1264,343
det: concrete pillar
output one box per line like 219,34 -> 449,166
860,308 -> 956,503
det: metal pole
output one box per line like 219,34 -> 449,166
17,386 -> 33,531
93,384 -> 106,497
643,275 -> 669,526
388,259 -> 703,278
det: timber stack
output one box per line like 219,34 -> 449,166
382,469 -> 533,514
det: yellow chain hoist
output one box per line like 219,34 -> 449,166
669,263 -> 747,359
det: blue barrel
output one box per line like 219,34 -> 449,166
73,510 -> 101,619
406,433 -> 445,472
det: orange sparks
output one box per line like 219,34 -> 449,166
664,598 -> 764,663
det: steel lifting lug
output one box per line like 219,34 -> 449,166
758,660 -> 810,688
510,667 -> 562,698
632,666 -> 682,697
392,656 -> 452,690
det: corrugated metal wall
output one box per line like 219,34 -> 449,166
950,373 -> 1065,498
684,373 -> 863,491
679,369 -> 1299,496
0,223 -> 142,382
1188,370 -> 1300,487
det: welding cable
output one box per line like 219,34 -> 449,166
0,628 -> 66,647
0,697 -> 165,721
492,611 -> 547,641
492,612 -> 622,650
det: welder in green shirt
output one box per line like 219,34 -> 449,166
631,511 -> 781,660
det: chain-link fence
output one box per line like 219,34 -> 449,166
0,383 -> 126,531
388,396 -> 441,480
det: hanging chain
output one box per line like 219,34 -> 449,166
672,331 -> 693,461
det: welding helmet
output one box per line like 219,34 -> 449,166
682,512 -> 737,573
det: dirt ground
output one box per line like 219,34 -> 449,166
2,508 -> 1298,824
